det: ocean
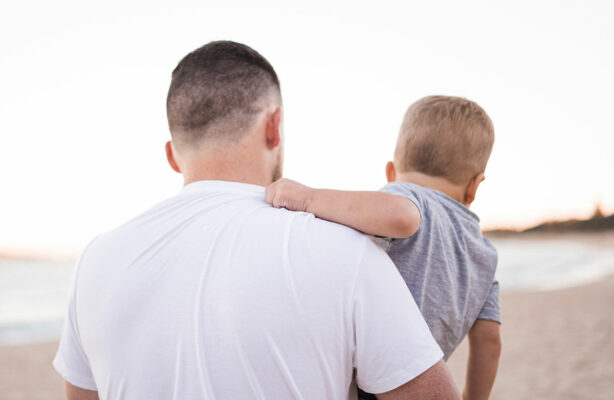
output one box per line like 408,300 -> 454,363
2,237 -> 613,346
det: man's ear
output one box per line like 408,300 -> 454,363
464,173 -> 485,207
265,107 -> 282,149
165,141 -> 181,173
386,161 -> 397,183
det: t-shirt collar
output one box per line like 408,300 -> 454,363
180,180 -> 265,195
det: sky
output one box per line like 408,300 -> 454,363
1,0 -> 613,256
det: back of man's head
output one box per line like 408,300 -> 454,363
395,95 -> 494,185
167,41 -> 281,151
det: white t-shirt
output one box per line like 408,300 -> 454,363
54,180 -> 442,399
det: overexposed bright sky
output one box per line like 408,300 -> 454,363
1,0 -> 613,255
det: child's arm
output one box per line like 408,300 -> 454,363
265,178 -> 421,238
463,319 -> 502,400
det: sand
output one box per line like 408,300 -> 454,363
2,275 -> 614,399
0,341 -> 64,400
447,274 -> 614,399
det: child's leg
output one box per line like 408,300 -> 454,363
463,319 -> 501,399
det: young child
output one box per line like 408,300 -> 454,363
266,95 -> 501,400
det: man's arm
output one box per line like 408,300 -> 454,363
65,381 -> 99,400
376,360 -> 460,400
463,319 -> 502,400
266,178 -> 420,238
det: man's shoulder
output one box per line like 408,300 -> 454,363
87,197 -> 379,258
275,208 -> 375,248
266,207 -> 389,270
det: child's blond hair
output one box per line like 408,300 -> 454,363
395,95 -> 494,184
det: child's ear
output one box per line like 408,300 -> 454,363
386,161 -> 396,182
464,173 -> 485,207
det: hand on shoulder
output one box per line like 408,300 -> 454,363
265,178 -> 314,212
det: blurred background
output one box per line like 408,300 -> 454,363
1,1 -> 613,398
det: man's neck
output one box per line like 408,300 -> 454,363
394,171 -> 466,205
181,150 -> 273,188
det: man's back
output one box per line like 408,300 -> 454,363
54,180 -> 443,399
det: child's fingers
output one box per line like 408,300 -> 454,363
266,178 -> 303,210
265,182 -> 276,205
275,185 -> 289,208
265,179 -> 287,206
266,180 -> 286,208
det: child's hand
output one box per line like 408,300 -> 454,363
266,178 -> 314,212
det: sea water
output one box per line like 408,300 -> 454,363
0,258 -> 74,345
494,238 -> 614,291
1,238 -> 614,346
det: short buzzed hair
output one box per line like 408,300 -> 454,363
167,41 -> 281,148
395,96 -> 494,184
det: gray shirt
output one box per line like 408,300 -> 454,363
381,182 -> 500,360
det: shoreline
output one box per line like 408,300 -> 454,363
486,229 -> 614,248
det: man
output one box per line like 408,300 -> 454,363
53,41 -> 459,399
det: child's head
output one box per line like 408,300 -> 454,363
394,95 -> 494,184
389,96 -> 494,205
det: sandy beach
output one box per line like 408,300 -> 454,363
2,274 -> 613,399
448,273 -> 614,399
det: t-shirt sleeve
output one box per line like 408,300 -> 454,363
52,258 -> 98,391
352,239 -> 443,394
375,183 -> 424,249
477,280 -> 501,323
380,183 -> 422,215
376,182 -> 424,244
